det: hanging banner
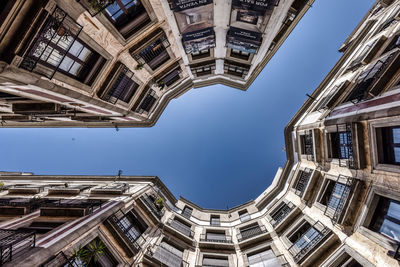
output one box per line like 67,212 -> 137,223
227,27 -> 262,54
182,27 -> 215,54
171,0 -> 213,12
172,0 -> 215,54
231,0 -> 275,15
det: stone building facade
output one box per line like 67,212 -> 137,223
1,0 -> 400,266
0,0 -> 312,127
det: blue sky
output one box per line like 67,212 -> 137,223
0,0 -> 374,209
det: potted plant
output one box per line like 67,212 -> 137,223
0,181 -> 4,190
135,63 -> 144,70
157,80 -> 165,90
71,240 -> 105,266
88,0 -> 115,12
155,197 -> 165,210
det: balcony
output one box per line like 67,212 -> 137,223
41,251 -> 81,267
47,185 -> 91,195
8,185 -> 44,194
293,168 -> 312,197
271,202 -> 295,228
76,0 -> 114,16
0,198 -> 43,215
136,36 -> 170,71
138,194 -> 164,221
108,209 -> 146,254
0,229 -> 36,265
40,199 -> 103,217
167,218 -> 194,238
145,244 -> 188,267
154,66 -> 182,90
237,225 -> 268,243
324,176 -> 357,224
199,233 -> 233,250
288,221 -> 331,263
90,183 -> 129,195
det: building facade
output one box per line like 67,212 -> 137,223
0,0 -> 312,127
1,0 -> 400,266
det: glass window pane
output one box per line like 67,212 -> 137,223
380,218 -> 400,242
393,128 -> 400,144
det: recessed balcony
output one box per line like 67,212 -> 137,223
40,199 -> 104,217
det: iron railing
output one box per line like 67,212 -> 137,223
237,225 -> 268,242
41,251 -> 81,267
109,209 -> 146,252
20,6 -> 83,80
40,199 -> 103,216
294,168 -> 312,197
0,229 -> 36,265
200,234 -> 233,243
136,36 -> 170,70
304,130 -> 314,161
271,202 -> 295,227
139,195 -> 164,219
288,221 -> 330,263
102,65 -> 138,104
147,244 -> 189,267
324,176 -> 355,223
167,218 -> 194,238
335,124 -> 355,169
345,53 -> 395,103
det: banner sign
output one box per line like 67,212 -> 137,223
232,0 -> 275,14
227,27 -> 262,54
171,0 -> 213,11
182,27 -> 215,54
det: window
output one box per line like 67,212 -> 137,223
210,215 -> 220,226
104,0 -> 151,38
382,33 -> 400,54
190,61 -> 216,77
293,168 -> 312,197
270,202 -> 294,227
239,209 -> 250,222
345,53 -> 394,102
182,206 -> 193,218
347,37 -> 386,70
238,223 -> 266,241
329,132 -> 352,159
169,218 -> 192,237
369,196 -> 400,242
202,256 -> 229,267
224,61 -> 250,78
154,241 -> 184,267
191,49 -> 211,60
314,82 -> 349,111
320,178 -> 353,222
378,5 -> 400,32
247,249 -> 282,267
137,89 -> 157,114
230,49 -> 250,61
376,126 -> 400,165
204,231 -> 227,242
102,65 -> 139,104
288,221 -> 329,262
137,36 -> 170,71
237,11 -> 259,25
299,130 -> 314,160
21,7 -> 104,85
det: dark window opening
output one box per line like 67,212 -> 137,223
104,0 -> 151,38
230,49 -> 250,61
137,36 -> 170,71
202,256 -> 229,267
369,196 -> 400,243
191,49 -> 210,60
182,206 -> 193,218
376,126 -> 400,165
103,66 -> 139,104
239,210 -> 250,222
210,215 -> 220,226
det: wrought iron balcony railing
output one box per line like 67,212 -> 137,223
41,251 -> 81,267
288,221 -> 330,263
167,218 -> 194,238
200,234 -> 233,244
147,244 -> 189,267
40,199 -> 103,216
304,130 -> 314,161
294,168 -> 312,197
0,198 -> 44,215
0,229 -> 36,265
109,209 -> 146,252
324,176 -> 355,223
271,202 -> 295,227
335,124 -> 355,169
139,195 -> 164,219
237,225 -> 268,242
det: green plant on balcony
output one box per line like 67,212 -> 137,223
155,197 -> 165,210
0,181 -> 4,190
88,0 -> 115,12
135,63 -> 144,70
71,240 -> 106,266
157,80 -> 166,90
